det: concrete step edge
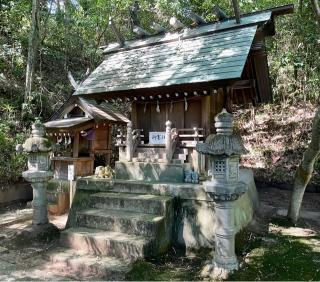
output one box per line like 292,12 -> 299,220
78,208 -> 165,222
61,227 -> 152,244
90,192 -> 173,202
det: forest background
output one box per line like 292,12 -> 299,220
0,0 -> 319,188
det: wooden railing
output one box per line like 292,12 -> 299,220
177,127 -> 205,147
116,123 -> 143,161
116,121 -> 205,163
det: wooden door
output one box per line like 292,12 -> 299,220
150,103 -> 166,131
184,99 -> 202,128
167,101 -> 184,129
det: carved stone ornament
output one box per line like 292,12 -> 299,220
196,109 -> 248,156
17,122 -> 51,153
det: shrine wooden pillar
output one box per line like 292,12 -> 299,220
73,132 -> 79,158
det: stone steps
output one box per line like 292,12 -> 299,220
60,227 -> 153,261
45,247 -> 130,280
109,182 -> 162,195
135,147 -> 165,154
137,152 -> 165,159
45,187 -> 174,280
77,208 -> 166,237
171,159 -> 184,164
132,157 -> 166,163
175,148 -> 189,154
91,192 -> 172,215
132,147 -> 188,164
173,153 -> 187,161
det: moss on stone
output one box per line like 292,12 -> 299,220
66,188 -> 96,228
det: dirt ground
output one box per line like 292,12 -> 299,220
0,186 -> 319,281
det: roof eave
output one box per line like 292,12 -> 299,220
75,77 -> 240,99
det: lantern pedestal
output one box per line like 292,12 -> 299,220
196,109 -> 249,279
206,190 -> 245,280
17,122 -> 54,227
22,171 -> 53,225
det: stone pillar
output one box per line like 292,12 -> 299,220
211,199 -> 239,278
32,182 -> 49,224
165,120 -> 172,163
126,121 -> 133,161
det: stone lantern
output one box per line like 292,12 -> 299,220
196,109 -> 248,279
16,122 -> 53,225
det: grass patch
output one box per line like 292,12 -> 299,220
127,216 -> 320,281
126,248 -> 211,281
230,217 -> 320,281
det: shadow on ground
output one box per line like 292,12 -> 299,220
127,215 -> 320,281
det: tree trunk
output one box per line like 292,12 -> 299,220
24,0 -> 40,105
299,0 -> 303,13
311,0 -> 320,23
288,108 -> 320,223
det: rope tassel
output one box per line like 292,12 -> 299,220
156,100 -> 160,113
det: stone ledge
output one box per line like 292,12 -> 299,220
76,169 -> 255,203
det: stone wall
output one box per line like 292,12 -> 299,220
0,183 -> 32,205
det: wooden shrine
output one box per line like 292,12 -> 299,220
44,96 -> 129,180
71,4 -> 293,182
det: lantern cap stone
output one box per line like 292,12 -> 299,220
196,109 -> 248,156
19,122 -> 51,153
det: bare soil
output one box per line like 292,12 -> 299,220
235,102 -> 320,191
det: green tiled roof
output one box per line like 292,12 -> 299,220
75,12 -> 270,96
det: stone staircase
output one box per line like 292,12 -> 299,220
45,191 -> 174,280
132,146 -> 188,164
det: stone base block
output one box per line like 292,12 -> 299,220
115,161 -> 184,183
60,227 -> 153,261
45,247 -> 130,280
48,192 -> 69,215
47,179 -> 70,215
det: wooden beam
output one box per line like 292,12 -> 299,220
73,132 -> 79,158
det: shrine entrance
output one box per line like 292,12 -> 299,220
133,97 -> 202,142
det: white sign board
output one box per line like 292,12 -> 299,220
68,165 -> 75,181
149,132 -> 166,145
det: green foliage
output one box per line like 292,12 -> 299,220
268,1 -> 320,104
0,0 -> 320,182
0,98 -> 28,183
0,123 -> 27,183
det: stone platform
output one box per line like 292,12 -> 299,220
69,169 -> 258,250
44,169 -> 257,280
